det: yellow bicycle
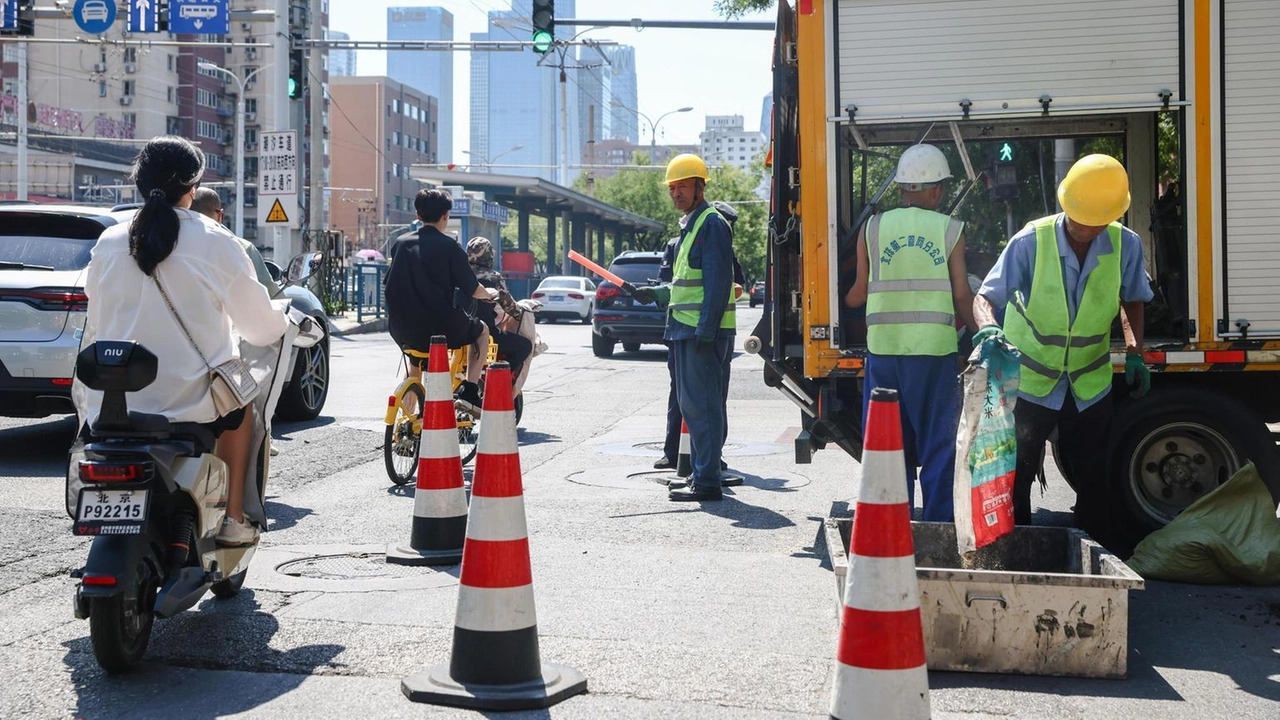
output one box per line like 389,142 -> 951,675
383,342 -> 523,486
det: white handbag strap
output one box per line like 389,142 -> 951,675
153,270 -> 214,373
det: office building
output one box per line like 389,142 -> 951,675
387,7 -> 452,163
700,115 -> 767,172
0,1 -> 330,251
578,45 -> 637,146
470,0 -> 578,183
329,77 -> 438,249
329,30 -> 356,76
760,92 -> 772,140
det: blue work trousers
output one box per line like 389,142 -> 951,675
673,336 -> 732,489
664,341 -> 732,462
862,353 -> 960,522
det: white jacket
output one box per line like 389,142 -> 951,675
81,208 -> 288,424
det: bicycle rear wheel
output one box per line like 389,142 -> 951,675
384,383 -> 425,485
457,410 -> 480,465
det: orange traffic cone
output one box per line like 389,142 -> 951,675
829,387 -> 930,719
402,362 -> 588,710
387,336 -> 467,566
675,419 -> 693,478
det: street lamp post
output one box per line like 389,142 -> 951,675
461,144 -> 524,171
198,61 -> 272,238
615,102 -> 693,165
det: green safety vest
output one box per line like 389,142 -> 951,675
1003,215 -> 1122,402
865,207 -> 964,356
670,206 -> 737,330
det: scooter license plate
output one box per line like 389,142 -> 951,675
74,489 -> 149,536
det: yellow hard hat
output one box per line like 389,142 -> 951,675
665,153 -> 710,185
1057,154 -> 1131,226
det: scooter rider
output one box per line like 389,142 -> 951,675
79,136 -> 288,547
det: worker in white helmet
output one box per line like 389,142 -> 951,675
844,143 -> 978,521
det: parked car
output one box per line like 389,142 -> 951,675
591,251 -> 666,358
749,280 -> 766,308
0,204 -> 123,418
0,203 -> 330,421
531,275 -> 596,323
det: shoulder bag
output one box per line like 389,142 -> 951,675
154,271 -> 259,417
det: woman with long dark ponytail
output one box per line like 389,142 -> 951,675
80,136 -> 288,546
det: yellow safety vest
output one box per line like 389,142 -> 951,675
864,207 -> 964,356
1003,215 -> 1122,402
670,206 -> 736,330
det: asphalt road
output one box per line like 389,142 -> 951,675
0,308 -> 1277,719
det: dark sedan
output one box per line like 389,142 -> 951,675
591,251 -> 666,358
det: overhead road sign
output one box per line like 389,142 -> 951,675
74,0 -> 116,34
258,130 -> 299,229
170,0 -> 229,35
129,0 -> 160,33
1,0 -> 17,32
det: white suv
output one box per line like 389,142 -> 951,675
0,204 -> 131,418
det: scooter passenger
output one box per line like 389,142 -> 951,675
78,136 -> 288,547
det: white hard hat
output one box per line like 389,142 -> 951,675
894,143 -> 952,191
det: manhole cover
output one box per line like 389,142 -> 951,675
592,440 -> 787,458
566,466 -> 810,491
276,553 -> 432,580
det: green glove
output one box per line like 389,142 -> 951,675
632,285 -> 670,309
973,325 -> 1004,345
1125,352 -> 1151,398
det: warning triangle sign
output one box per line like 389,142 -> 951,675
265,199 -> 290,223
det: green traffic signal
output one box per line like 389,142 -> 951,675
532,29 -> 553,54
999,142 -> 1014,162
288,78 -> 299,99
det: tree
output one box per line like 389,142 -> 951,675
714,0 -> 775,18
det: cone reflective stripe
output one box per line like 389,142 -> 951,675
675,419 -> 693,478
387,336 -> 467,566
402,362 -> 588,710
830,387 -> 930,720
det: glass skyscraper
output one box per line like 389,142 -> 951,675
470,0 -> 578,183
387,7 -> 453,163
578,45 -> 638,146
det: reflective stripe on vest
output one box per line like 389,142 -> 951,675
1003,215 -> 1122,401
864,207 -> 963,356
670,206 -> 736,329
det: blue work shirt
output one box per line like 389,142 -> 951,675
665,201 -> 736,341
977,214 -> 1153,411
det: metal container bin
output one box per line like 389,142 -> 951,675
825,518 -> 1144,678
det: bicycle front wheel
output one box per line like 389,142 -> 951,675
384,383 -> 425,486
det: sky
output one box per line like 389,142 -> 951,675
328,0 -> 777,163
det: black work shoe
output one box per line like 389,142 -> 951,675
653,456 -> 675,470
720,459 -> 728,471
669,485 -> 723,501
454,381 -> 482,416
669,476 -> 740,490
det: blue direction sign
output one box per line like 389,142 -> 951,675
170,0 -> 229,35
129,0 -> 159,33
74,0 -> 117,34
1,0 -> 17,32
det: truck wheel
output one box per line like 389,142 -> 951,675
1111,388 -> 1280,530
591,332 -> 615,358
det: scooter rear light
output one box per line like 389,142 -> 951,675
78,461 -> 151,483
82,575 -> 117,587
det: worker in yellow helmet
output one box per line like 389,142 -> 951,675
973,153 -> 1153,547
634,153 -> 736,502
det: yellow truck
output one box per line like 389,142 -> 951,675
754,0 -> 1280,531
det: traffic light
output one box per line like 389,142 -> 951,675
991,142 -> 1018,201
531,0 -> 555,54
288,48 -> 304,99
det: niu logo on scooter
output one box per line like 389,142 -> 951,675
104,348 -> 124,357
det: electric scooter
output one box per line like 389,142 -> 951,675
66,308 -> 322,673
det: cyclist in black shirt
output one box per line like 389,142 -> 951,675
385,188 -> 495,414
